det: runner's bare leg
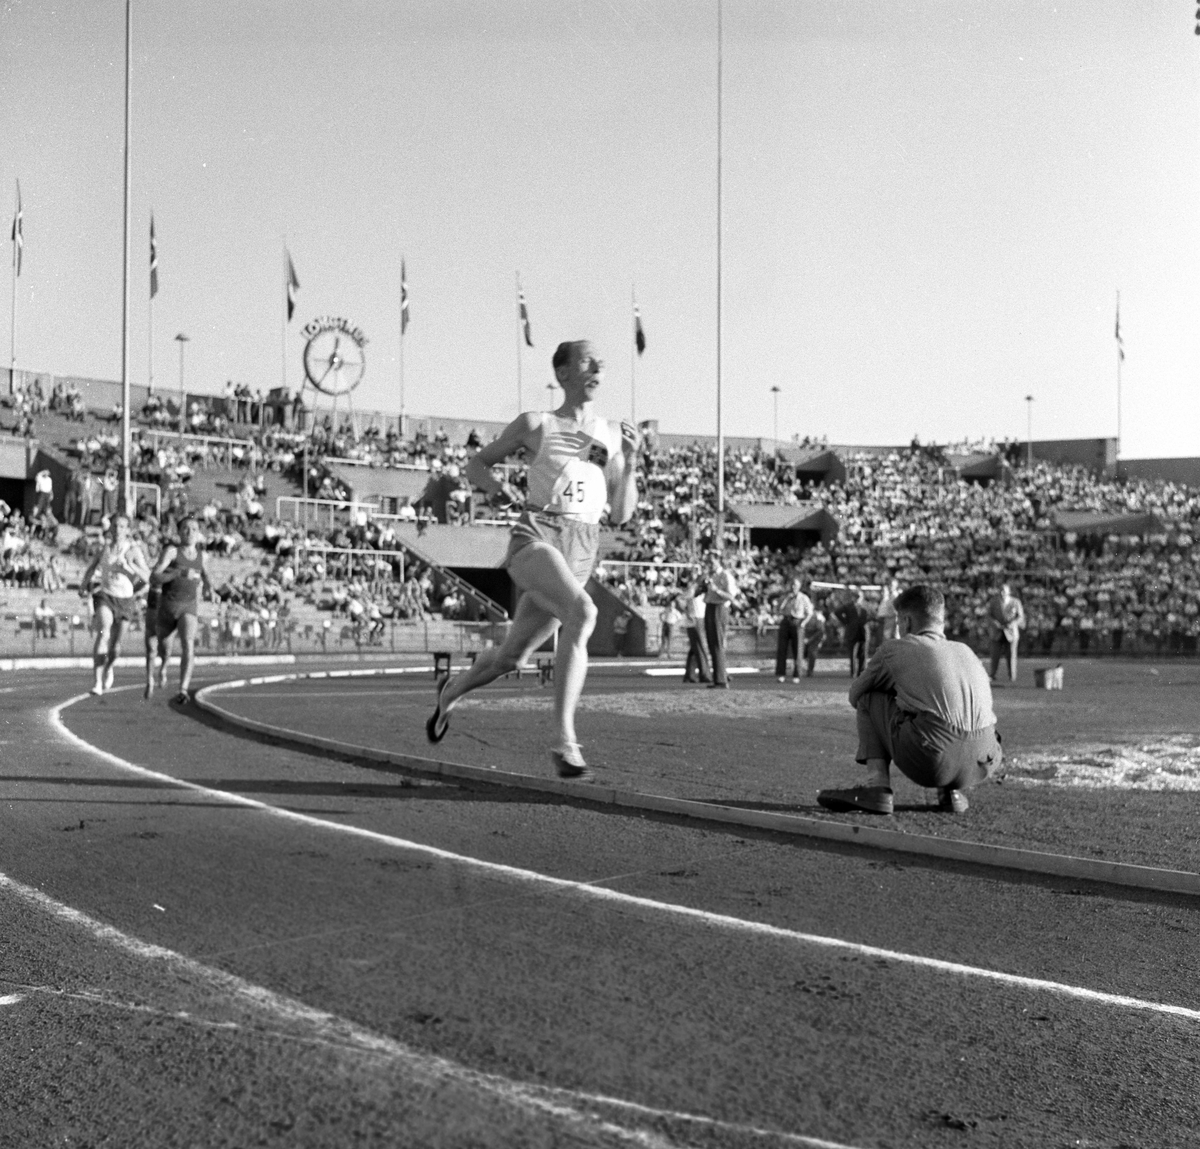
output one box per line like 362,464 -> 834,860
507,543 -> 597,749
177,614 -> 199,694
439,542 -> 596,750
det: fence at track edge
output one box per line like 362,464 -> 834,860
192,669 -> 1200,900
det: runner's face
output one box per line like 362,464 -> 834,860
565,344 -> 603,399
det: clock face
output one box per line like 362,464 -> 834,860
303,328 -> 366,395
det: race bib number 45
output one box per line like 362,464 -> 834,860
550,457 -> 606,516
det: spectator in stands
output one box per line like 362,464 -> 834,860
34,469 -> 53,517
34,598 -> 57,638
612,610 -> 632,656
100,469 -> 119,519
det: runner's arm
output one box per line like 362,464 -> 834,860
151,545 -> 179,586
605,420 -> 640,526
199,552 -> 214,599
464,413 -> 540,500
79,551 -> 102,596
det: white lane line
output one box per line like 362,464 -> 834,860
49,693 -> 1200,1025
0,869 -> 860,1149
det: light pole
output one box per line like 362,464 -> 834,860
1025,394 -> 1034,469
174,333 -> 189,434
770,384 -> 781,447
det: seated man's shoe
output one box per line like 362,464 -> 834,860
937,787 -> 969,814
817,784 -> 894,815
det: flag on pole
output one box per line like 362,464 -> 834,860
11,181 -> 22,278
1115,295 -> 1124,361
518,282 -> 533,347
400,259 -> 410,334
149,214 -> 159,299
286,250 -> 300,321
634,303 -> 646,356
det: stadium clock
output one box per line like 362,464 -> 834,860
301,316 -> 367,396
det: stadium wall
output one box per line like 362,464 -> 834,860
1020,437 -> 1119,476
1116,457 -> 1200,487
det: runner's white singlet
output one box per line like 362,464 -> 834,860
96,541 -> 142,598
526,413 -> 619,524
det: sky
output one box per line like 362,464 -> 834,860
0,0 -> 1197,459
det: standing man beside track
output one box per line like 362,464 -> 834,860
681,579 -> 711,683
703,553 -> 740,689
774,575 -> 813,683
425,340 -> 639,780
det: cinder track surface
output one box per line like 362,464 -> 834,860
1,661 -> 1198,1148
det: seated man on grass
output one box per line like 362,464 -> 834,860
818,584 -> 1002,816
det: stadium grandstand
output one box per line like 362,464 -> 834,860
3,364 -> 1200,664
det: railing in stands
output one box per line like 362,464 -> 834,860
141,429 -> 260,470
292,539 -> 509,623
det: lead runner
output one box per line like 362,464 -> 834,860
426,340 -> 639,780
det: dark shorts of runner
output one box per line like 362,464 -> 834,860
155,595 -> 199,639
92,591 -> 139,624
505,510 -> 600,588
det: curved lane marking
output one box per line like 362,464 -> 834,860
0,865 -> 859,1149
50,690 -> 1200,1027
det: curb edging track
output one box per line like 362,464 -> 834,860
194,668 -> 1200,900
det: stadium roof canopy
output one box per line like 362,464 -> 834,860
946,453 -> 1013,483
728,502 -> 839,544
773,447 -> 846,484
1052,509 -> 1166,535
328,464 -> 429,503
396,522 -> 512,568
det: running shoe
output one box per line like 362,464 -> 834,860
551,743 -> 593,782
175,690 -> 190,705
937,787 -> 969,814
816,785 -> 894,815
425,679 -> 451,743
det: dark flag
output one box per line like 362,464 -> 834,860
149,214 -> 159,299
518,284 -> 533,347
634,303 -> 646,355
401,259 -> 410,334
11,181 -> 22,277
286,250 -> 300,321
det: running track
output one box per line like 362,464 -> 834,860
1,663 -> 1198,1147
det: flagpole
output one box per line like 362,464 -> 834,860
282,240 -> 287,398
1115,290 -> 1122,456
120,0 -> 133,515
399,257 -> 406,436
715,0 -> 725,554
515,272 -> 523,414
9,185 -> 16,389
631,285 -> 636,424
148,217 -> 154,396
